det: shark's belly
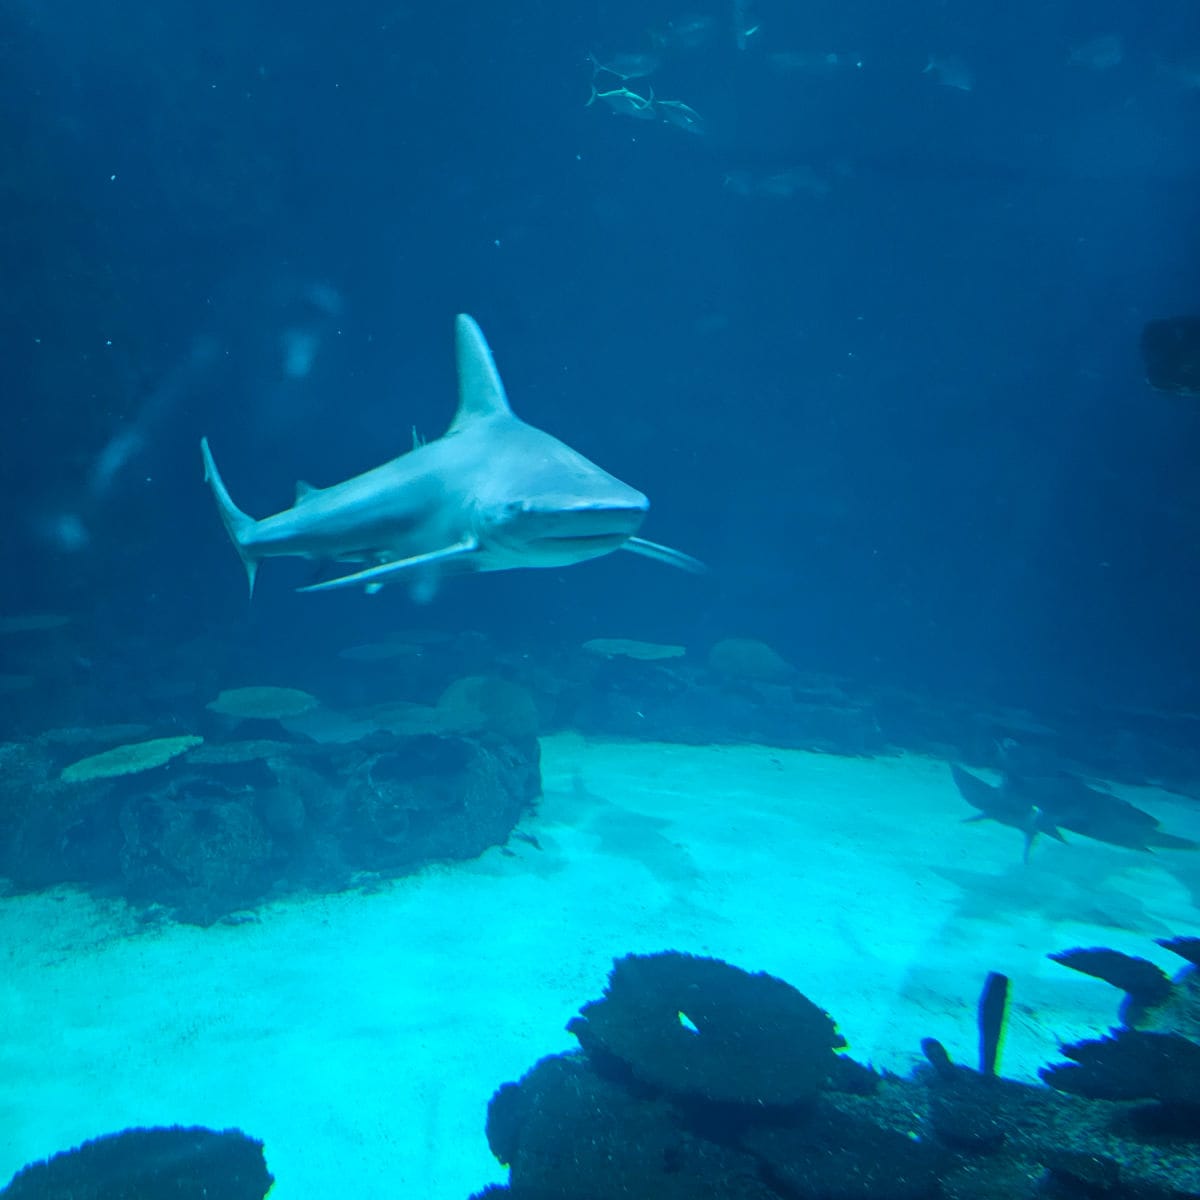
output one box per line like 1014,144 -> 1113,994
251,504 -> 438,562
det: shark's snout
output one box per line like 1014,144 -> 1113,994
539,495 -> 647,531
494,494 -> 649,566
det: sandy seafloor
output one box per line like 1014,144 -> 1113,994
1,734 -> 1198,1198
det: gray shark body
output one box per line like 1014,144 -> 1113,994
950,763 -> 1198,862
201,314 -> 703,597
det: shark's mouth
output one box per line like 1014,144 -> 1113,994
518,504 -> 646,544
528,534 -> 629,560
516,531 -> 633,564
535,533 -> 628,546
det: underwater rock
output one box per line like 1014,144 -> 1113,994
707,637 -> 796,684
928,1084 -> 1008,1154
41,723 -> 156,747
1048,948 -> 1173,1014
333,733 -> 539,875
486,1053 -> 779,1199
566,654 -> 886,756
1037,1148 -> 1122,1197
0,728 -> 539,925
1040,1028 -> 1200,1107
1160,937 -> 1200,968
744,1111 -> 940,1199
477,949 -> 1200,1199
0,1125 -> 272,1199
1049,936 -> 1200,1043
118,789 -> 275,924
566,951 -> 844,1110
437,675 -> 540,740
185,738 -> 296,766
1039,934 -> 1200,1141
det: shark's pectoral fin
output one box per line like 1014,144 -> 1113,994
621,536 -> 707,574
296,537 -> 479,594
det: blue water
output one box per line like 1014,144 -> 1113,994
3,6 -> 1200,1195
1,0 -> 1197,718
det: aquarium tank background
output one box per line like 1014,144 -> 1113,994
1,1 -> 1199,1198
2,0 -> 1198,710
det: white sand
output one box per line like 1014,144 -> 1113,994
1,735 -> 1197,1198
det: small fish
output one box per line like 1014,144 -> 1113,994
650,14 -> 716,53
924,54 -> 974,92
1141,316 -> 1200,397
768,51 -> 860,74
588,50 -> 660,81
1068,34 -> 1123,71
587,83 -> 657,120
732,0 -> 759,50
1155,56 -> 1200,92
655,98 -> 706,135
723,166 -> 830,200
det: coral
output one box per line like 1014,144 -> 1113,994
567,951 -> 844,1109
1041,1029 -> 1200,1106
60,735 -> 203,783
205,686 -> 317,720
707,638 -> 795,684
481,949 -> 1200,1197
437,675 -> 539,740
1048,947 -> 1173,1008
0,1125 -> 272,1199
582,638 -> 686,661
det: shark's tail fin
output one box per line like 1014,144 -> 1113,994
200,437 -> 260,596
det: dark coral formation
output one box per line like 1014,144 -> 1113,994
0,1125 -> 272,1200
0,729 -> 539,925
1048,948 -> 1173,1009
1041,935 -> 1200,1136
1043,1030 -> 1200,1105
1159,938 -> 1200,969
474,949 -> 1200,1199
566,952 -> 845,1110
9,945 -> 1200,1198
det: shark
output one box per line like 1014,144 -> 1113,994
949,763 -> 1198,862
200,314 -> 704,598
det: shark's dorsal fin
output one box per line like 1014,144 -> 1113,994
294,480 -> 320,503
448,314 -> 513,434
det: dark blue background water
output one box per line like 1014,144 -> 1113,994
3,0 -> 1198,716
